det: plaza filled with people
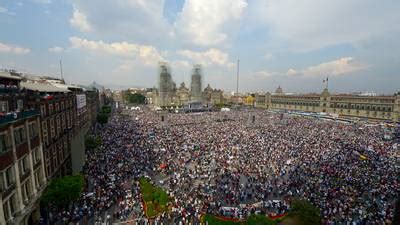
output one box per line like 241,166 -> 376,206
54,108 -> 398,224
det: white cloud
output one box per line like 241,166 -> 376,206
69,37 -> 164,65
178,48 -> 232,67
31,0 -> 51,4
70,0 -> 171,43
70,6 -> 91,32
114,61 -> 135,73
0,42 -> 30,54
264,53 -> 273,61
176,0 -> 248,46
260,0 -> 400,52
286,68 -> 299,76
253,70 -> 276,79
0,6 -> 16,15
170,60 -> 190,68
287,57 -> 368,77
48,46 -> 64,53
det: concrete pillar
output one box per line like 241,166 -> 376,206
0,196 -> 6,225
28,151 -> 37,195
26,121 -> 37,195
9,125 -> 25,211
38,146 -> 46,186
37,117 -> 47,185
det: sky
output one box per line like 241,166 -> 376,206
0,0 -> 399,94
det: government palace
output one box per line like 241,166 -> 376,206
254,87 -> 399,123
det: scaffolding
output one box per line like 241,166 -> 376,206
158,62 -> 174,107
190,64 -> 202,102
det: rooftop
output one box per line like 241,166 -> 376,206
0,71 -> 22,80
20,82 -> 70,93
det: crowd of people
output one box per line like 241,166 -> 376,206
52,107 -> 398,224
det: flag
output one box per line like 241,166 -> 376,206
43,94 -> 54,100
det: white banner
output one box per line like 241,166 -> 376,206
76,94 -> 86,109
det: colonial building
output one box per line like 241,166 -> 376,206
154,63 -> 228,107
176,82 -> 190,106
52,84 -> 99,174
0,72 -> 47,225
255,86 -> 400,122
203,84 -> 224,105
20,82 -> 75,179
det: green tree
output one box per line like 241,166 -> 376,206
289,199 -> 321,225
41,175 -> 84,209
85,135 -> 102,149
125,92 -> 146,104
101,105 -> 112,114
97,113 -> 109,124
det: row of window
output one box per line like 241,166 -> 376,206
272,101 -> 320,107
333,108 -> 392,117
0,122 -> 39,154
270,101 -> 394,112
331,104 -> 392,112
2,193 -> 16,222
40,99 -> 74,117
0,99 -> 23,113
0,149 -> 41,193
42,110 -> 73,146
1,161 -> 44,223
44,138 -> 69,177
331,98 -> 395,104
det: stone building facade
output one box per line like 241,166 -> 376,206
0,72 -> 47,225
255,87 -> 399,122
21,82 -> 75,179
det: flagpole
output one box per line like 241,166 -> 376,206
326,76 -> 329,89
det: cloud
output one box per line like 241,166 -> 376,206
253,70 -> 277,79
70,6 -> 91,32
114,61 -> 134,73
170,60 -> 190,68
0,6 -> 16,15
69,37 -> 164,65
287,57 -> 368,77
260,0 -> 400,52
69,0 -> 171,43
286,68 -> 299,76
176,0 -> 248,46
0,42 -> 30,54
48,46 -> 64,53
264,53 -> 273,61
31,0 -> 51,4
177,48 -> 233,67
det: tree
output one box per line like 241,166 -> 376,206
289,199 -> 321,225
101,105 -> 112,114
85,135 -> 102,149
125,92 -> 146,104
97,113 -> 109,124
41,175 -> 84,209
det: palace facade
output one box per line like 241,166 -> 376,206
255,87 -> 400,122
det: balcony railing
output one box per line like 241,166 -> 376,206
0,110 -> 40,126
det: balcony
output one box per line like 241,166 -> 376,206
0,110 -> 40,126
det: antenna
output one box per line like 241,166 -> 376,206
59,59 -> 64,82
236,59 -> 240,94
